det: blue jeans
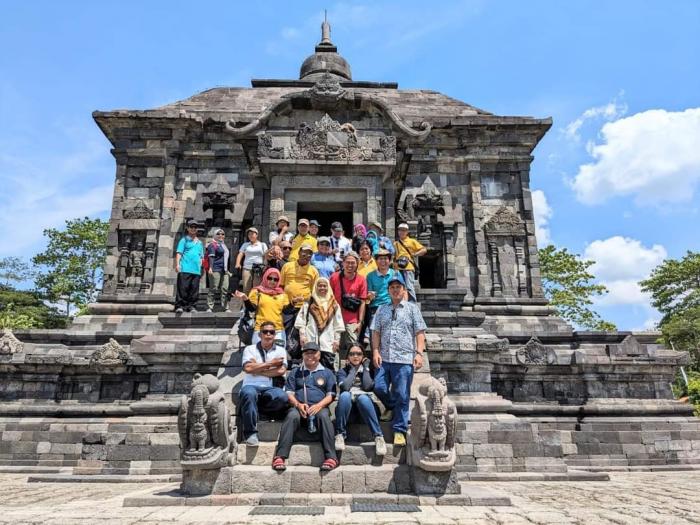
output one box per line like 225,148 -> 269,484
334,391 -> 382,439
373,362 -> 414,434
238,384 -> 289,438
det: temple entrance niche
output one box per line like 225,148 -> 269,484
297,202 -> 353,237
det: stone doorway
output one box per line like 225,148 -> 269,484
297,202 -> 354,238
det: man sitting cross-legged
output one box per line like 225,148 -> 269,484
238,321 -> 289,447
271,342 -> 338,472
334,344 -> 387,456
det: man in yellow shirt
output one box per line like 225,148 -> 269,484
288,219 -> 318,262
280,244 -> 319,309
393,223 -> 427,302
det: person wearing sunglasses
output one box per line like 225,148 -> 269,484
238,320 -> 289,447
334,345 -> 386,456
235,267 -> 290,344
205,229 -> 231,312
174,219 -> 204,313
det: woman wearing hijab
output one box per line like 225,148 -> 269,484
294,277 -> 344,370
351,224 -> 367,254
235,267 -> 290,344
365,229 -> 380,256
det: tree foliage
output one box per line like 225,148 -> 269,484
640,252 -> 700,368
31,217 -> 109,317
0,285 -> 67,329
0,257 -> 33,286
538,244 -> 616,332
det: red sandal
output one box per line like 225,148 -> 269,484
272,456 -> 286,471
320,457 -> 339,471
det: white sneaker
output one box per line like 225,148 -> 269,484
206,308 -> 213,313
375,435 -> 387,456
245,433 -> 259,447
335,434 -> 346,451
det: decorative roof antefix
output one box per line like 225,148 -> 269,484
515,336 -> 556,365
123,199 -> 156,219
89,338 -> 130,367
483,206 -> 526,236
224,73 -> 431,142
0,328 -> 24,355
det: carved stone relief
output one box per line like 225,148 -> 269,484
123,199 -> 157,219
484,206 -> 529,297
0,329 -> 24,355
113,230 -> 156,293
408,377 -> 457,471
89,338 -> 130,367
515,337 -> 556,365
177,373 -> 232,469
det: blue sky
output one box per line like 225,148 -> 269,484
1,1 -> 699,330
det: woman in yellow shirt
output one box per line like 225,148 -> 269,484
357,242 -> 378,278
235,268 -> 290,344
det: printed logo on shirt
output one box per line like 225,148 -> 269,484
316,377 -> 326,387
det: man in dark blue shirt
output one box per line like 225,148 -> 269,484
272,343 -> 338,471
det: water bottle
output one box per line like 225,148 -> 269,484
307,415 -> 317,434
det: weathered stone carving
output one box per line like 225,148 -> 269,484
202,192 -> 236,211
409,377 -> 457,471
90,338 -> 129,367
308,72 -> 347,108
0,328 -> 24,355
483,206 -> 526,236
515,336 -> 556,365
178,373 -> 232,469
123,199 -> 156,219
115,231 -> 155,293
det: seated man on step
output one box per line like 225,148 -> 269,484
238,321 -> 289,447
271,342 -> 338,472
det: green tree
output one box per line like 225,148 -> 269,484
0,285 -> 67,329
538,244 -> 616,331
0,257 -> 33,286
640,252 -> 700,368
31,217 -> 109,318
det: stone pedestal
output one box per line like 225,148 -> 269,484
409,467 -> 461,495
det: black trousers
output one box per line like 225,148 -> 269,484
359,305 -> 378,349
175,272 -> 201,309
274,406 -> 336,461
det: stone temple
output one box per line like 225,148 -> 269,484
0,22 -> 697,502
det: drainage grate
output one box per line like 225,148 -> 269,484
249,506 -> 325,516
351,503 -> 422,513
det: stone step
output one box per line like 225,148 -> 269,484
186,464 -> 412,495
237,441 -> 406,466
249,420 -> 397,443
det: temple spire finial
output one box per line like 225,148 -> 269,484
320,10 -> 332,45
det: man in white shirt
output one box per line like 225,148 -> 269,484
238,321 -> 289,446
329,221 -> 352,263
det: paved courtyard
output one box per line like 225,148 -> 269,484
0,471 -> 698,524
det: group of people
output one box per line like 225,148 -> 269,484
172,215 -> 428,471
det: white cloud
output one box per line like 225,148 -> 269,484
531,189 -> 552,246
0,121 -> 114,259
572,107 -> 700,205
564,94 -> 627,141
584,236 -> 667,306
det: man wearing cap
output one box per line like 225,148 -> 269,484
289,219 -> 318,262
269,216 -> 294,246
368,222 -> 395,256
393,223 -> 427,302
238,320 -> 289,447
174,220 -> 204,313
272,342 -> 338,472
311,237 -> 337,279
329,221 -> 352,264
280,244 -> 319,348
206,228 -> 231,312
362,248 -> 402,347
309,219 -> 321,239
371,273 -> 427,447
329,251 -> 367,353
